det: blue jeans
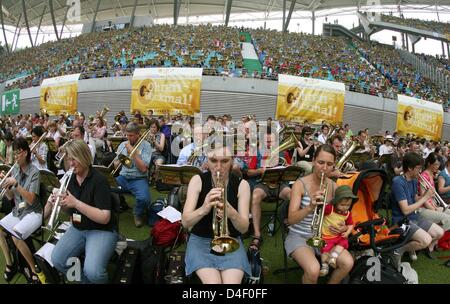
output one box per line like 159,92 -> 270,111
115,176 -> 151,217
51,226 -> 118,284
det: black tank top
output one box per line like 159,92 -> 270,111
191,171 -> 242,238
297,138 -> 315,162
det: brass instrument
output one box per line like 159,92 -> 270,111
211,171 -> 239,255
99,105 -> 110,119
30,132 -> 48,153
306,172 -> 328,248
336,141 -> 359,173
418,174 -> 448,211
54,139 -> 73,169
268,132 -> 299,166
44,168 -> 74,234
40,108 -> 48,116
111,129 -> 152,176
0,163 -> 18,200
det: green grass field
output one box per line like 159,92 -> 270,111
0,186 -> 449,284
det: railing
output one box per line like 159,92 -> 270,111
398,49 -> 450,95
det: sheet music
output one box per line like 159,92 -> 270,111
157,206 -> 182,223
35,243 -> 55,267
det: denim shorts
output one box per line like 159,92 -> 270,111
409,216 -> 433,234
185,234 -> 251,276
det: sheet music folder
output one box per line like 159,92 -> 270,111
159,165 -> 202,186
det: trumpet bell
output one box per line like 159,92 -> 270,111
211,236 -> 240,254
306,237 -> 325,249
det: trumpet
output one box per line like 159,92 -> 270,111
418,174 -> 448,211
0,163 -> 18,200
211,171 -> 239,255
44,168 -> 74,234
306,172 -> 328,248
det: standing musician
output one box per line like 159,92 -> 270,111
113,122 -> 152,228
182,143 -> 251,284
0,138 -> 44,283
46,140 -> 118,283
285,145 -> 353,284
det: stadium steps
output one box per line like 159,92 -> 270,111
239,31 -> 252,43
240,32 -> 263,74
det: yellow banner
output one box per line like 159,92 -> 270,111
276,75 -> 345,124
131,68 -> 202,115
396,95 -> 443,141
40,74 -> 80,115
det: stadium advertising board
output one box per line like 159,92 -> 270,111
40,74 -> 80,115
276,75 -> 345,124
396,94 -> 443,141
1,89 -> 20,115
131,68 -> 202,115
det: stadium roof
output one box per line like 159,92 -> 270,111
1,0 -> 450,29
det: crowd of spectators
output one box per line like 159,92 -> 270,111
381,14 -> 450,35
0,23 -> 448,110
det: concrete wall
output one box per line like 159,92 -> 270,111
18,76 -> 450,141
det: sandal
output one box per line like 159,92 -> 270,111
319,263 -> 329,277
3,264 -> 17,282
249,236 -> 263,251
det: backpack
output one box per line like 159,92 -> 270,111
140,244 -> 167,284
438,231 -> 450,251
151,219 -> 185,247
349,255 -> 407,284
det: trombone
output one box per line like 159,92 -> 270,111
110,129 -> 152,176
30,132 -> 48,153
306,172 -> 328,248
211,171 -> 239,255
418,174 -> 448,211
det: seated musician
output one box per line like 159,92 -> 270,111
285,145 -> 353,284
438,157 -> 450,205
30,126 -> 48,170
379,135 -> 395,157
182,143 -> 251,284
177,126 -> 208,170
46,140 -> 118,283
390,152 -> 444,265
295,127 -> 315,175
249,130 -> 291,251
0,138 -> 45,283
147,119 -> 166,167
328,135 -> 346,178
46,121 -> 62,148
113,122 -> 151,228
71,126 -> 95,162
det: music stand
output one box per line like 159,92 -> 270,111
40,169 -> 61,190
110,136 -> 126,151
259,166 -> 286,236
93,165 -> 118,188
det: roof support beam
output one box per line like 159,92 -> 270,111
225,0 -> 232,27
11,13 -> 22,52
312,9 -> 316,35
174,0 -> 182,25
59,4 -> 69,38
90,0 -> 102,33
282,0 -> 286,33
0,0 -> 10,53
34,5 -> 46,46
22,0 -> 34,47
130,0 -> 138,29
49,0 -> 60,40
14,27 -> 21,51
283,0 -> 296,32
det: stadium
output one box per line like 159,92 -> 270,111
0,0 -> 448,286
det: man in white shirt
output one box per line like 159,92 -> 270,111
379,135 -> 395,157
318,124 -> 330,144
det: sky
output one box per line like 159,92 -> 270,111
1,5 -> 449,58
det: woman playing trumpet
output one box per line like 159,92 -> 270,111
30,126 -> 48,170
285,144 -> 353,284
46,140 -> 118,283
182,143 -> 251,284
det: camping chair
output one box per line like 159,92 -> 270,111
336,169 -> 410,254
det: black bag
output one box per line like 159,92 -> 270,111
164,251 -> 186,284
349,255 -> 407,284
141,244 -> 167,284
35,254 -> 62,284
112,246 -> 141,284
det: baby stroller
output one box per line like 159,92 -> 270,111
337,169 -> 413,284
